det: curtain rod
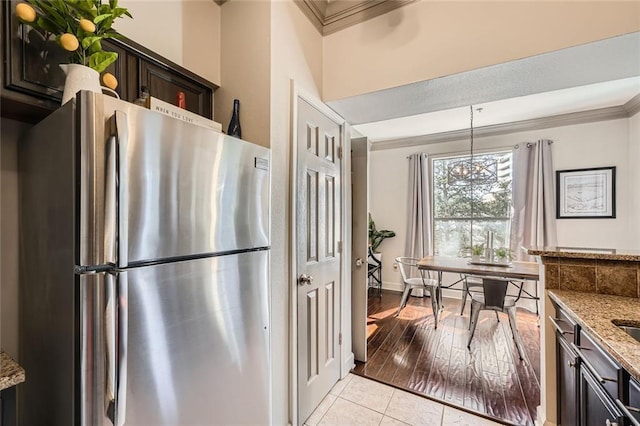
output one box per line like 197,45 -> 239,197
514,140 -> 554,149
406,152 -> 428,159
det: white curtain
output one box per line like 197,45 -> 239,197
509,139 -> 557,261
406,153 -> 433,277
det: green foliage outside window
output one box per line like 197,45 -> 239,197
433,152 -> 512,257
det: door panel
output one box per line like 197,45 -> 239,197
350,137 -> 369,362
121,252 -> 270,425
297,98 -> 342,423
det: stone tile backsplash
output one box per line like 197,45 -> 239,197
542,257 -> 640,298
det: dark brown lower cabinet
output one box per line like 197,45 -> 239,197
557,335 -> 579,426
553,302 -> 639,426
579,365 -> 622,426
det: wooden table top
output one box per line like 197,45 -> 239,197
417,256 -> 539,281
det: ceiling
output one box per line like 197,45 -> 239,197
327,32 -> 640,147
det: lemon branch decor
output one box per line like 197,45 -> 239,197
15,0 -> 132,88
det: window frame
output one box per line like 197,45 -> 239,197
430,149 -> 513,256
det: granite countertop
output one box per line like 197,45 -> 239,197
0,351 -> 25,391
548,289 -> 640,381
528,246 -> 640,261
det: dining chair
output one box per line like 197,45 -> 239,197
367,246 -> 382,294
467,277 -> 525,359
395,257 -> 441,328
459,274 -> 483,315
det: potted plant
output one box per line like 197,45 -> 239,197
15,0 -> 132,103
471,243 -> 484,262
368,213 -> 395,264
494,246 -> 512,263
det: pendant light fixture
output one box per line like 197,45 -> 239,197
447,106 -> 497,186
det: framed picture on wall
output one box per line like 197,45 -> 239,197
556,166 -> 616,219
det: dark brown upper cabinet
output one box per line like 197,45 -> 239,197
1,0 -> 217,123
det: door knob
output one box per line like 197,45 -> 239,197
355,258 -> 364,267
298,273 -> 314,286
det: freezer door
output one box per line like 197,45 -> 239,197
123,109 -> 270,263
77,92 -> 270,268
119,251 -> 270,425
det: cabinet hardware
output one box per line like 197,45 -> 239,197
570,343 -> 617,384
615,399 -> 640,426
549,316 -> 574,334
568,361 -> 576,368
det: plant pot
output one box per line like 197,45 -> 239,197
60,64 -> 102,105
471,255 -> 482,262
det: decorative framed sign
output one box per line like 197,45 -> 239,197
556,167 -> 616,218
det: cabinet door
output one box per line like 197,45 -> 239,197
580,365 -> 622,426
138,59 -> 213,119
558,335 -> 579,426
100,40 -> 129,101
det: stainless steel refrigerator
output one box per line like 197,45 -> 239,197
18,91 -> 271,425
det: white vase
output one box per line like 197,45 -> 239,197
60,64 -> 102,105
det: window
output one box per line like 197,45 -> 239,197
432,152 -> 513,257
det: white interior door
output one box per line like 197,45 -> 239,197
350,137 -> 369,362
296,97 -> 342,423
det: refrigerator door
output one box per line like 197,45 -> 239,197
77,92 -> 270,269
118,250 -> 270,425
122,106 -> 270,264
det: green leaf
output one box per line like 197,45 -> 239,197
98,4 -> 111,15
88,39 -> 102,54
35,17 -> 61,33
110,0 -> 118,9
88,50 -> 117,73
81,35 -> 101,49
94,13 -> 112,24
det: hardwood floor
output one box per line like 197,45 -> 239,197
353,290 -> 540,426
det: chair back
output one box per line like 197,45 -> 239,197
395,257 -> 418,283
482,278 -> 509,310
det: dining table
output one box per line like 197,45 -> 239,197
416,256 -> 540,326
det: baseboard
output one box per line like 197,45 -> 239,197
536,405 -> 555,426
343,352 -> 355,377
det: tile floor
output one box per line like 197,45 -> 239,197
306,374 -> 504,426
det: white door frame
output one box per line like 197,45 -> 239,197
289,79 -> 354,425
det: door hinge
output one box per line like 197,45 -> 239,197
338,146 -> 343,159
337,241 -> 343,253
339,333 -> 342,345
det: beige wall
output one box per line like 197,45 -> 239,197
214,0 -> 271,147
116,0 -> 184,65
183,0 -> 221,85
323,1 -> 640,101
270,1 -> 323,424
116,0 -> 221,86
630,110 -> 640,245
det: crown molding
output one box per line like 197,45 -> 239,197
295,0 -> 414,36
624,93 -> 640,117
369,105 -> 631,151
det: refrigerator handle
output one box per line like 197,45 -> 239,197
116,271 -> 129,426
104,136 -> 117,265
105,271 -> 128,426
105,272 -> 117,423
114,111 -> 129,268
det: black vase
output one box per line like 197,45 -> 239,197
227,99 -> 242,138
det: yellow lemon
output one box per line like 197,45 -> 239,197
59,33 -> 79,51
102,73 -> 118,90
15,3 -> 36,23
79,19 -> 96,33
